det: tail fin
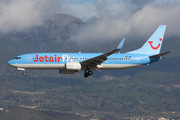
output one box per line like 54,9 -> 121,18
128,25 -> 166,55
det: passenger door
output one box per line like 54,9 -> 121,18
27,55 -> 31,63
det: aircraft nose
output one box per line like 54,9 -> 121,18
7,60 -> 13,65
7,61 -> 11,65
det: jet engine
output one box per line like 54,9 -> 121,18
59,70 -> 76,74
59,61 -> 81,74
65,61 -> 81,71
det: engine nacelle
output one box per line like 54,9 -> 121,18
65,61 -> 81,71
59,70 -> 76,74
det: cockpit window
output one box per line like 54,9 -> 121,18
14,57 -> 21,59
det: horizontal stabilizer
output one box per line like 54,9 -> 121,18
150,51 -> 172,58
116,38 -> 125,50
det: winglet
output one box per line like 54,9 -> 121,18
116,38 -> 125,50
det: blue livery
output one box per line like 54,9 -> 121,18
8,25 -> 171,77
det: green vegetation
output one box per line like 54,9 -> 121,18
0,106 -> 55,120
0,70 -> 180,120
0,106 -> 88,120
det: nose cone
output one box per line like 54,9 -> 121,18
7,60 -> 14,66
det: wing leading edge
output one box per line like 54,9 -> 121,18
81,38 -> 125,69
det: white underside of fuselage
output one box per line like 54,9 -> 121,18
9,64 -> 139,70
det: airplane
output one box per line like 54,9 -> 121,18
8,25 -> 171,78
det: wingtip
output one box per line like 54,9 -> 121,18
159,25 -> 166,28
116,38 -> 125,50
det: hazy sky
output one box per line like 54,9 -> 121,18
0,0 -> 180,44
63,0 -> 180,44
0,0 -> 62,33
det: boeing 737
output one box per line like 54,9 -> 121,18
8,25 -> 171,78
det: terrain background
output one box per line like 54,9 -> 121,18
0,14 -> 180,120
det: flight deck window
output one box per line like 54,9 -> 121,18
14,57 -> 21,59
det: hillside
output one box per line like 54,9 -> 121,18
0,106 -> 88,120
1,71 -> 180,120
0,13 -> 180,120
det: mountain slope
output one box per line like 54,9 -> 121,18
0,106 -> 88,120
0,106 -> 55,120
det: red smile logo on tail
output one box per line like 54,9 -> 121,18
148,38 -> 162,50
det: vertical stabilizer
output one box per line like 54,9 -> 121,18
128,25 -> 166,55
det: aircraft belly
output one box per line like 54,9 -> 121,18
11,63 -> 138,70
11,64 -> 65,69
99,64 -> 139,70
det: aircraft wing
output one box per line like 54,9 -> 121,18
81,38 -> 125,69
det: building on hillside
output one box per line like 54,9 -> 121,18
158,117 -> 169,120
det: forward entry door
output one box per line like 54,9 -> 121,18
27,55 -> 31,63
